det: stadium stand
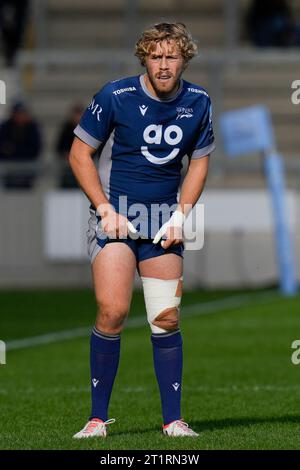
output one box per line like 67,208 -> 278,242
10,0 -> 298,190
0,0 -> 299,288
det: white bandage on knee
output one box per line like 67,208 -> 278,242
141,276 -> 183,334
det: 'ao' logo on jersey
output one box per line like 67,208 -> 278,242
142,124 -> 183,165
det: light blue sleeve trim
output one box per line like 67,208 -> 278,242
191,142 -> 215,159
74,124 -> 102,149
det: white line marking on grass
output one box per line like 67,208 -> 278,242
189,385 -> 300,393
6,291 -> 279,352
1,384 -> 299,396
6,327 -> 91,351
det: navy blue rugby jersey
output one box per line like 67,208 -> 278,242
74,74 -> 215,211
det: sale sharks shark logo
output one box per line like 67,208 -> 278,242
176,107 -> 193,120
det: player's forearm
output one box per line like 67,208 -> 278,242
177,156 -> 209,216
69,148 -> 112,216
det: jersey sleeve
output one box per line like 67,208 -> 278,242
190,96 -> 215,159
74,83 -> 115,149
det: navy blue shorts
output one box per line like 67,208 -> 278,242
87,208 -> 184,264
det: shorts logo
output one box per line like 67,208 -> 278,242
88,99 -> 102,122
141,124 -> 183,165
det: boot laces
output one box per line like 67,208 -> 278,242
83,418 -> 115,434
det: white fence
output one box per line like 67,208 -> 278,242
0,189 -> 299,289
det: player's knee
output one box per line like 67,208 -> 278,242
96,302 -> 128,333
141,276 -> 183,334
95,313 -> 125,334
152,306 -> 179,330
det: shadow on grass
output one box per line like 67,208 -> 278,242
191,414 -> 300,433
111,414 -> 300,437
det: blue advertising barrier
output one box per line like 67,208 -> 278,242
264,153 -> 298,296
220,105 -> 298,296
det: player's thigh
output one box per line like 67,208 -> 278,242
138,253 -> 183,279
92,242 -> 137,311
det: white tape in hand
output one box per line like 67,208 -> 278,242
153,210 -> 185,246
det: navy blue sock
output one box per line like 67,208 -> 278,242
151,330 -> 183,425
89,326 -> 120,421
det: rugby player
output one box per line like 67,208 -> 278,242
70,22 -> 215,438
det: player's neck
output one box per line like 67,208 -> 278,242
143,74 -> 180,101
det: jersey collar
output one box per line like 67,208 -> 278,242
139,74 -> 183,102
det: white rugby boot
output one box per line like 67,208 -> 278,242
163,419 -> 199,437
73,418 -> 115,439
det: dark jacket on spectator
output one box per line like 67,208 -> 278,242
0,118 -> 41,161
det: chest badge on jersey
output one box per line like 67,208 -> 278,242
176,107 -> 193,120
141,124 -> 183,165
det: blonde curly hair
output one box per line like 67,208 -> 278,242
135,22 -> 198,66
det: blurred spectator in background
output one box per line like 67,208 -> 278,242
0,101 -> 42,189
0,0 -> 29,66
55,104 -> 83,188
245,0 -> 300,47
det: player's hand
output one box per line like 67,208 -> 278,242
152,210 -> 185,249
97,204 -> 137,239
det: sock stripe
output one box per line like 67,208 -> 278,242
151,329 -> 180,339
92,327 -> 120,341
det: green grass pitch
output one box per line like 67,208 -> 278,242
0,288 -> 300,450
